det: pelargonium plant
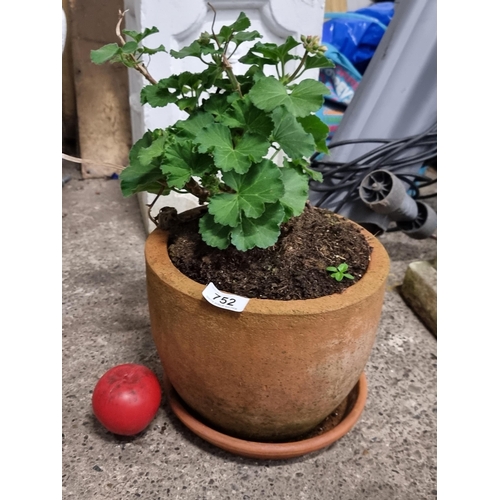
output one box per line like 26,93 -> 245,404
91,7 -> 332,251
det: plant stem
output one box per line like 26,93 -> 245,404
280,60 -> 285,80
227,44 -> 239,60
292,68 -> 308,81
116,10 -> 158,85
186,178 -> 211,204
146,186 -> 165,226
287,50 -> 308,83
207,3 -> 243,97
219,183 -> 236,193
208,3 -> 219,47
221,35 -> 243,96
223,59 -> 243,97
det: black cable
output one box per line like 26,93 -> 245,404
417,193 -> 437,200
312,137 -> 437,177
314,123 -> 436,157
322,98 -> 348,113
308,121 -> 437,215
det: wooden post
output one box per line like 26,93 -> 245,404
62,0 -> 77,150
325,0 -> 347,12
68,0 -> 132,178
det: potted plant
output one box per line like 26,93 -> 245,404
91,6 -> 390,460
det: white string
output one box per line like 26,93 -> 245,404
62,153 -> 125,171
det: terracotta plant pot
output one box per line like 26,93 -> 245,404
167,372 -> 368,460
145,220 -> 390,443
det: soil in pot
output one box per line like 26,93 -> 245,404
165,205 -> 372,300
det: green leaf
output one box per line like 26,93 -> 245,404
279,165 -> 309,220
120,165 -> 165,197
218,97 -> 273,137
287,79 -> 330,116
334,273 -> 343,282
226,12 -> 251,33
230,203 -> 285,251
304,53 -> 335,71
227,93 -> 242,105
249,76 -> 329,117
175,112 -> 214,138
123,27 -> 159,43
210,77 -> 234,93
141,44 -> 167,55
199,65 -> 223,88
122,29 -> 141,41
243,65 -> 266,84
203,94 -> 231,120
216,12 -> 252,42
161,140 -> 213,189
233,30 -> 262,45
297,115 -> 330,154
122,41 -> 138,54
344,274 -> 355,280
129,131 -> 155,164
177,97 -> 198,111
114,54 -> 136,68
275,37 -> 301,64
218,26 -> 234,42
200,44 -> 221,57
248,37 -> 300,65
238,51 -> 277,68
271,106 -> 315,159
177,71 -> 204,88
200,173 -> 223,194
195,124 -> 270,174
199,213 -> 232,250
248,42 -> 280,63
170,40 -> 202,59
248,76 -> 289,111
159,164 -> 191,189
232,98 -> 274,137
216,114 -> 242,129
119,132 -> 166,196
302,163 -> 323,182
176,141 -> 215,178
243,108 -> 274,137
338,263 -> 348,273
326,267 -> 338,272
141,79 -> 179,107
138,135 -> 166,166
90,43 -> 120,64
208,160 -> 284,227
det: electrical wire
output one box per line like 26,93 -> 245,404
308,122 -> 437,217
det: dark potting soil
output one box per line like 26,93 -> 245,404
165,205 -> 372,301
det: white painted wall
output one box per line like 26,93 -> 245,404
124,0 -> 327,232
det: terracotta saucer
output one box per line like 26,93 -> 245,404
167,372 -> 367,460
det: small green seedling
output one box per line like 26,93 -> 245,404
326,263 -> 354,282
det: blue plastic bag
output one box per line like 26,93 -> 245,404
355,2 -> 395,27
316,43 -> 362,138
317,2 -> 395,139
322,3 -> 394,74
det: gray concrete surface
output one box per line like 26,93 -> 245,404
62,160 -> 437,500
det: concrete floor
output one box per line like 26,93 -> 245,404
62,161 -> 437,500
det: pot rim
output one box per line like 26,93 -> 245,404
145,217 -> 390,316
168,372 -> 368,460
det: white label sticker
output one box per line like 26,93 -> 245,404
202,282 -> 250,312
